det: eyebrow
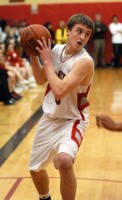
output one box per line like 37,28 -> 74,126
77,27 -> 92,33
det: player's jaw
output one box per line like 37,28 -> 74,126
68,35 -> 89,53
69,38 -> 87,53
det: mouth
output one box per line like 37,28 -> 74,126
77,41 -> 82,46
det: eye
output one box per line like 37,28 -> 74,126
85,32 -> 90,37
77,29 -> 82,34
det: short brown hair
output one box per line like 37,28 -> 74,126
67,13 -> 95,33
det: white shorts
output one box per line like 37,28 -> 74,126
29,114 -> 89,172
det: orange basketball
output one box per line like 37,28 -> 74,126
20,24 -> 52,56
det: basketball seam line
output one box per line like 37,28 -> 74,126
29,25 -> 38,40
30,24 -> 49,41
22,28 -> 38,54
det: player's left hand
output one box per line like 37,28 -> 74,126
36,37 -> 52,67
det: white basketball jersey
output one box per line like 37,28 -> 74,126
42,44 -> 94,121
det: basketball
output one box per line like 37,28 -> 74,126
20,24 -> 52,56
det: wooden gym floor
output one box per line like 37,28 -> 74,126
0,67 -> 122,200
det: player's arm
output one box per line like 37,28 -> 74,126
30,55 -> 47,85
45,58 -> 93,99
96,115 -> 122,131
36,38 -> 93,99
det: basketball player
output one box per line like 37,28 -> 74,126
29,13 -> 95,200
96,115 -> 122,131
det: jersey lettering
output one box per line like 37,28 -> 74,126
55,71 -> 66,105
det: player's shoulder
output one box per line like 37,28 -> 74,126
80,48 -> 93,61
52,44 -> 65,51
76,48 -> 94,71
52,44 -> 65,57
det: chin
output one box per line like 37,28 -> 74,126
76,45 -> 83,51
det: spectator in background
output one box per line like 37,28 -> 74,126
93,13 -> 107,68
0,69 -> 16,105
0,27 -> 7,43
6,41 -> 37,89
0,18 -> 7,31
0,18 -> 7,43
0,51 -> 22,100
44,21 -> 56,48
0,42 -> 6,55
19,19 -> 28,28
5,27 -> 19,49
109,15 -> 122,67
0,52 -> 17,105
55,20 -> 67,44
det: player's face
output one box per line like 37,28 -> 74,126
66,23 -> 92,53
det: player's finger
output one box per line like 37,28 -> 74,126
96,120 -> 100,127
37,39 -> 44,50
36,46 -> 41,54
96,116 -> 103,128
96,115 -> 101,123
42,37 -> 48,48
47,38 -> 51,49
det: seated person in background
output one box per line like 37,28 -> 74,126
0,51 -> 22,101
0,69 -> 16,105
0,42 -> 6,55
6,41 -> 37,89
96,115 -> 122,131
0,49 -> 26,94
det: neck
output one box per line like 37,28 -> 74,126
60,45 -> 78,63
64,45 -> 76,55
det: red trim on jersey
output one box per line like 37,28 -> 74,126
44,84 -> 51,96
71,120 -> 83,147
77,84 -> 91,120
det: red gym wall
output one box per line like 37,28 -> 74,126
0,2 -> 122,63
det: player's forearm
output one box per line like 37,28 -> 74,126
44,64 -> 64,99
30,55 -> 47,85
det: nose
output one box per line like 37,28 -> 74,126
80,33 -> 86,40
